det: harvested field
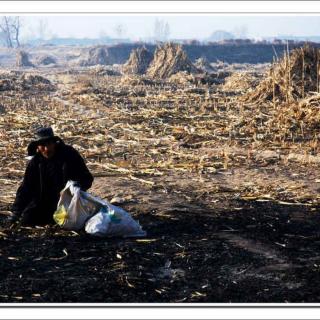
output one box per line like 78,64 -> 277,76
1,45 -> 320,303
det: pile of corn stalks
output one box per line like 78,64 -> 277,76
244,45 -> 320,104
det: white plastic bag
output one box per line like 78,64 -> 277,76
85,203 -> 146,238
53,180 -> 100,230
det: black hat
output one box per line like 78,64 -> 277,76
35,127 -> 55,141
27,126 -> 60,156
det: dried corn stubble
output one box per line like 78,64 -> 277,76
1,52 -> 320,210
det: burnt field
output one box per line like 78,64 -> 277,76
1,44 -> 320,303
1,199 -> 320,303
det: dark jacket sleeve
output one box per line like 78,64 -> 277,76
11,159 -> 39,215
66,146 -> 94,191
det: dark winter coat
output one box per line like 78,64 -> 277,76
12,138 -> 94,224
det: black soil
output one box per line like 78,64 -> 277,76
1,199 -> 320,303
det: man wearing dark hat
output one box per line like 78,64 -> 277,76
9,127 -> 94,225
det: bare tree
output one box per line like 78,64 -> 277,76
154,19 -> 170,42
11,16 -> 21,47
0,16 -> 13,47
114,24 -> 127,38
0,16 -> 21,48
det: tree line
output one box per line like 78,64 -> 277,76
0,16 -> 21,48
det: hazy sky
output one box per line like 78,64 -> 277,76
19,15 -> 320,40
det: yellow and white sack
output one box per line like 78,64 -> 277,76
53,180 -> 100,230
54,180 -> 146,237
